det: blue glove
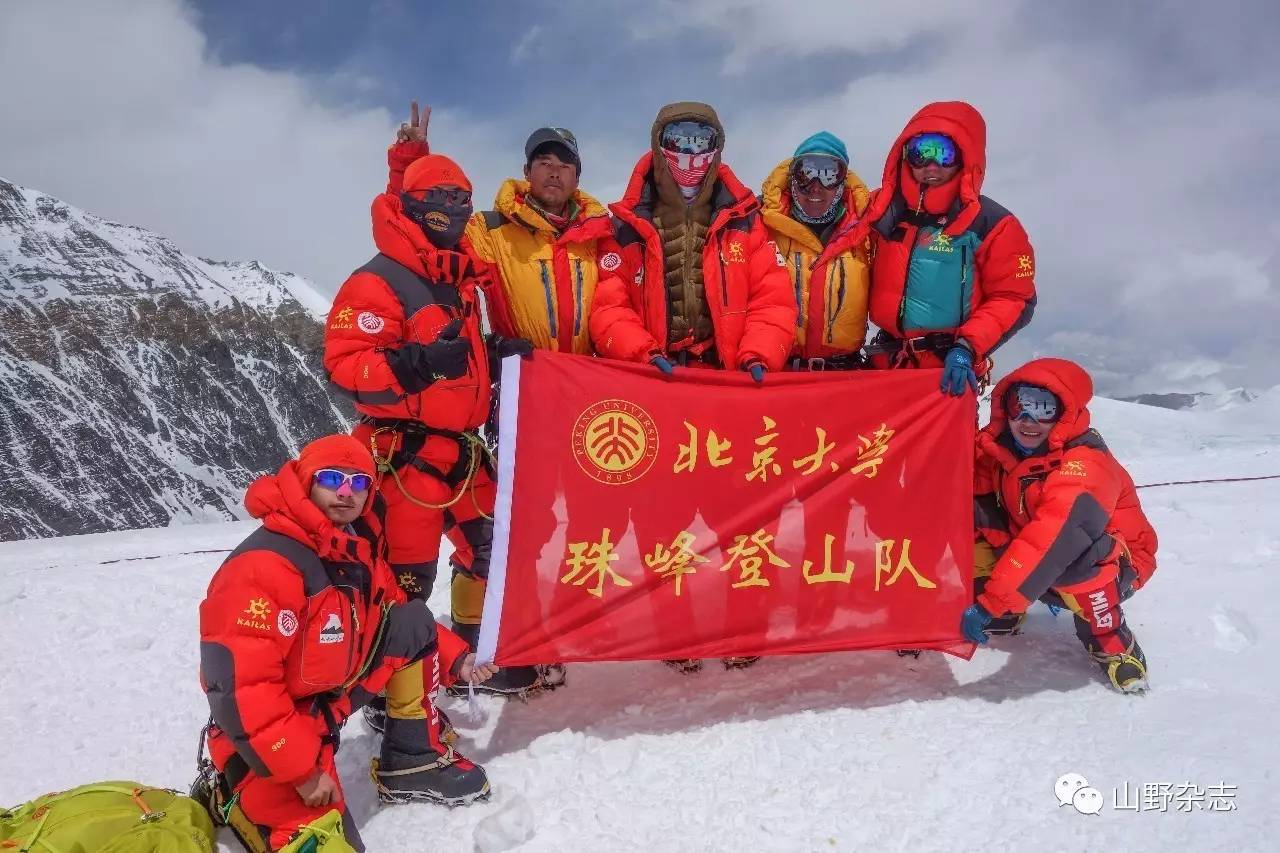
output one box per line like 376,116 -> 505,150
651,356 -> 675,375
940,345 -> 978,396
1045,601 -> 1063,617
960,603 -> 992,644
746,362 -> 766,384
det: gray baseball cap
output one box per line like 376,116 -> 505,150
524,127 -> 581,169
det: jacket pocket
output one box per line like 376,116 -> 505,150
297,588 -> 356,690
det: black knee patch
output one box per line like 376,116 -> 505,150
381,599 -> 440,663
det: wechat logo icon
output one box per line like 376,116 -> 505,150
1056,773 -> 1104,815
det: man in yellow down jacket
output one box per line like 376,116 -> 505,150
386,105 -> 621,696
761,131 -> 872,633
760,131 -> 871,370
388,107 -> 619,355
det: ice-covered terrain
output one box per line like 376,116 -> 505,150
0,177 -> 348,540
1,392 -> 1276,851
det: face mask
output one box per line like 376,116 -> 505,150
400,189 -> 473,249
662,148 -> 717,201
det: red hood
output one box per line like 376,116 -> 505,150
612,151 -> 759,218
244,460 -> 377,565
889,101 -> 987,219
982,357 -> 1094,453
817,101 -> 987,268
369,192 -> 487,282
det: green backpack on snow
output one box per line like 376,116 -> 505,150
0,781 -> 215,852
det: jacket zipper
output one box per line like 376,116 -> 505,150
573,258 -> 585,337
538,259 -> 557,338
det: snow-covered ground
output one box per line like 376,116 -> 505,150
2,392 -> 1277,852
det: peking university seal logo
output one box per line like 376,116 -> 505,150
571,399 -> 660,485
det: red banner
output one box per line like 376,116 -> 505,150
478,352 -> 976,665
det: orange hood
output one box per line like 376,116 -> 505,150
982,357 -> 1094,453
244,460 -> 377,565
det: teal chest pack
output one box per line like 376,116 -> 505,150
899,226 -> 979,332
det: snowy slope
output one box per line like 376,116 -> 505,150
1,397 -> 1276,852
0,177 -> 349,539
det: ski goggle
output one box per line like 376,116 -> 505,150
1007,385 -> 1061,423
660,121 -> 719,155
790,154 -> 847,190
313,469 -> 374,493
409,186 -> 472,207
904,132 -> 959,168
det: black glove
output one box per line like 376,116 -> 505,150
489,334 -> 535,361
385,318 -> 470,393
487,334 -> 534,382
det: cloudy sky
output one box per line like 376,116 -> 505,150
1,0 -> 1276,396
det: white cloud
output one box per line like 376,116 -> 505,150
639,0 -> 1280,396
511,24 -> 546,64
0,0 -> 511,293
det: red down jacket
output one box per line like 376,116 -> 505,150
199,462 -> 468,784
323,188 -> 491,429
588,153 -> 796,370
973,358 -> 1158,616
822,101 -> 1036,359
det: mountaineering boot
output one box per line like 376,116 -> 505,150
372,745 -> 490,806
721,656 -> 761,670
448,620 -> 548,699
664,659 -> 703,675
375,709 -> 489,806
1088,637 -> 1149,694
364,695 -> 456,744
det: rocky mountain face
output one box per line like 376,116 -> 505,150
1118,389 -> 1257,411
0,177 -> 351,540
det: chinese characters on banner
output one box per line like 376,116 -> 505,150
478,352 -> 976,665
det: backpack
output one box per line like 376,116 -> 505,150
0,782 -> 215,852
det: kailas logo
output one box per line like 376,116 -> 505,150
357,311 -> 385,335
328,306 -> 355,330
571,399 -> 660,485
318,613 -> 345,645
1088,590 -> 1114,630
769,240 -> 785,267
928,232 -> 954,253
1017,254 -> 1035,278
725,241 -> 746,264
237,597 -> 272,632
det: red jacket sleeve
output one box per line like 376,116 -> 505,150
199,554 -> 321,785
959,214 -> 1036,359
737,231 -> 799,370
387,140 -> 429,195
323,272 -> 410,406
978,449 -> 1124,617
589,240 -> 659,362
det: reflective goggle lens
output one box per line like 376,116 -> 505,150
791,154 -> 846,189
313,469 -> 374,493
415,187 -> 472,207
904,132 -> 959,168
661,121 -> 719,154
1008,385 -> 1060,423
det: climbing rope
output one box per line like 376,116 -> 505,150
368,427 -> 495,520
1136,473 -> 1280,490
